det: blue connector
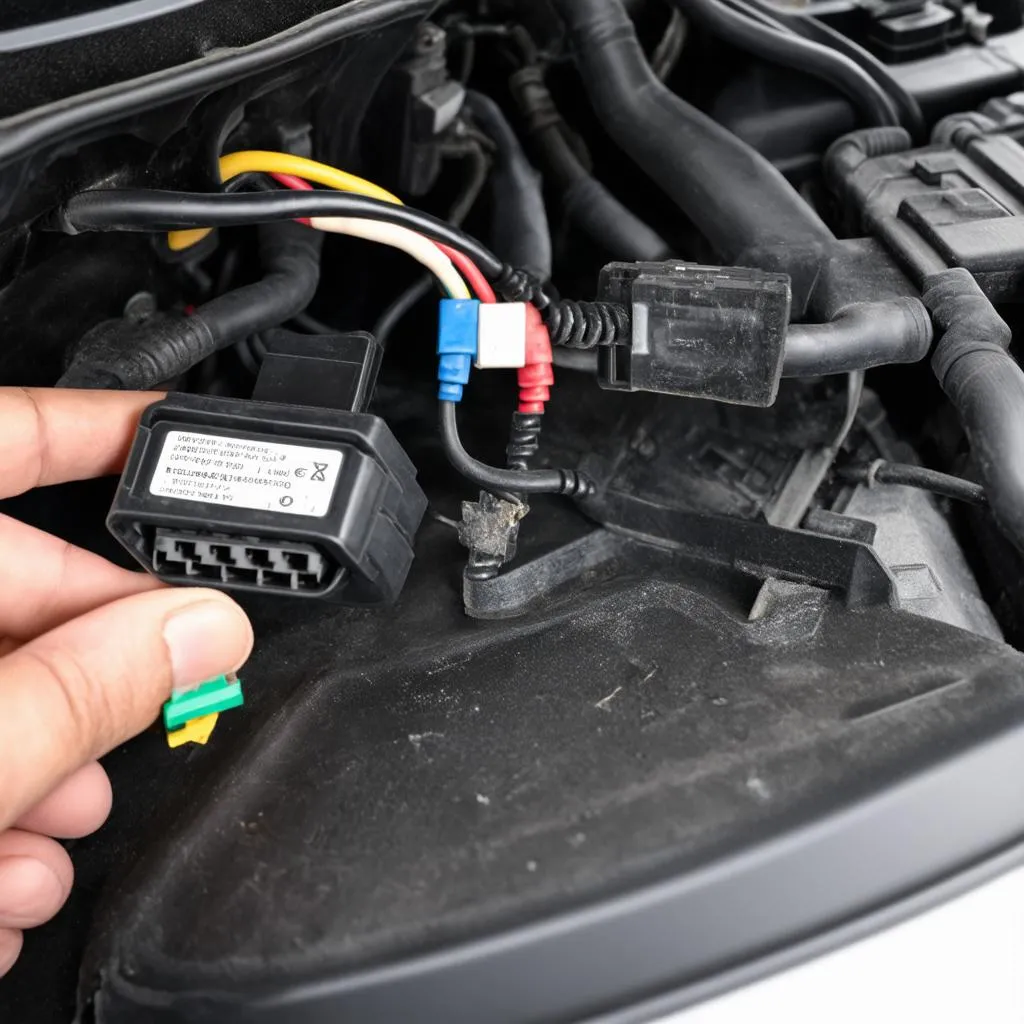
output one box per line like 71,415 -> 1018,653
437,298 -> 479,402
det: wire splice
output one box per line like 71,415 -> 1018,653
476,302 -> 527,369
437,298 -> 479,401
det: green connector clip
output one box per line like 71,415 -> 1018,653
163,673 -> 244,732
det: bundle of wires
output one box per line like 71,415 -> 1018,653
75,148 -> 584,499
166,150 -> 498,304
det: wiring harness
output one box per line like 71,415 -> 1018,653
55,149 -> 591,501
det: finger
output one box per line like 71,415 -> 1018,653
0,387 -> 161,500
0,928 -> 22,976
0,588 -> 252,832
14,762 -> 112,840
0,515 -> 161,642
0,830 -> 73,928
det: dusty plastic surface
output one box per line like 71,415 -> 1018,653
596,261 -> 791,406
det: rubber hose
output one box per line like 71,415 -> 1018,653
824,126 -> 913,192
922,268 -> 1024,553
465,90 -> 552,282
782,298 -> 932,377
509,65 -> 671,261
440,401 -> 592,496
741,0 -> 924,139
845,461 -> 987,507
550,0 -> 834,262
676,0 -> 901,128
561,176 -> 672,261
59,221 -> 322,389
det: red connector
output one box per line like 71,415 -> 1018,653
518,304 -> 554,413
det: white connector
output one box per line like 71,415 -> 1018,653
475,302 -> 527,369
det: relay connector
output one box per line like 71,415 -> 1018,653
108,332 -> 427,605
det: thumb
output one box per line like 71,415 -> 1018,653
0,588 -> 252,832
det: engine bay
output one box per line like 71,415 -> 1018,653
5,0 -> 1024,1021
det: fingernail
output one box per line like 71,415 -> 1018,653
0,858 -> 66,927
162,600 -> 252,692
0,928 -> 23,976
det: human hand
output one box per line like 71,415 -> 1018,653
0,388 -> 253,976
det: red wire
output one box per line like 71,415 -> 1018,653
268,171 -> 495,302
270,168 -> 549,409
269,172 -> 312,226
436,243 -> 496,303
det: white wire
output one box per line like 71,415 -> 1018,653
309,216 -> 471,299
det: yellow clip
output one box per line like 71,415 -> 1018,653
166,712 -> 220,749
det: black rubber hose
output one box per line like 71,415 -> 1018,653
740,0 -> 925,139
509,65 -> 671,261
465,90 -> 552,282
922,268 -> 1024,553
59,220 -> 322,389
550,0 -> 834,262
782,298 -> 932,378
561,175 -> 672,262
440,401 -> 592,497
824,126 -> 913,194
842,461 -> 987,507
675,0 -> 901,129
198,220 -> 321,348
57,189 -> 508,279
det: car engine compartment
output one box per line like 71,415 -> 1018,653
4,0 -> 1024,1021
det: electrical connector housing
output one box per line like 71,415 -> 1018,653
475,302 -> 527,369
108,390 -> 427,605
437,297 -> 479,401
596,262 -> 792,407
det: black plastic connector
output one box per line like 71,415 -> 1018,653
253,329 -> 383,414
108,337 -> 426,605
596,261 -> 792,407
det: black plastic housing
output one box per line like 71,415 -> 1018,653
107,393 -> 427,605
253,328 -> 383,413
596,262 -> 791,407
828,125 -> 1024,299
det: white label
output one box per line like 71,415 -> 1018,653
149,430 -> 342,517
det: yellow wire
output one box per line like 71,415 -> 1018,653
221,151 -> 402,205
166,150 -> 404,251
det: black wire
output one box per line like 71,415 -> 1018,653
674,0 -> 901,128
842,461 -> 988,507
60,188 -> 508,279
439,401 -> 592,497
373,276 -> 435,347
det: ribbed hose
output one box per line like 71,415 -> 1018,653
922,268 -> 1024,553
60,221 -> 322,389
551,0 -> 835,263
